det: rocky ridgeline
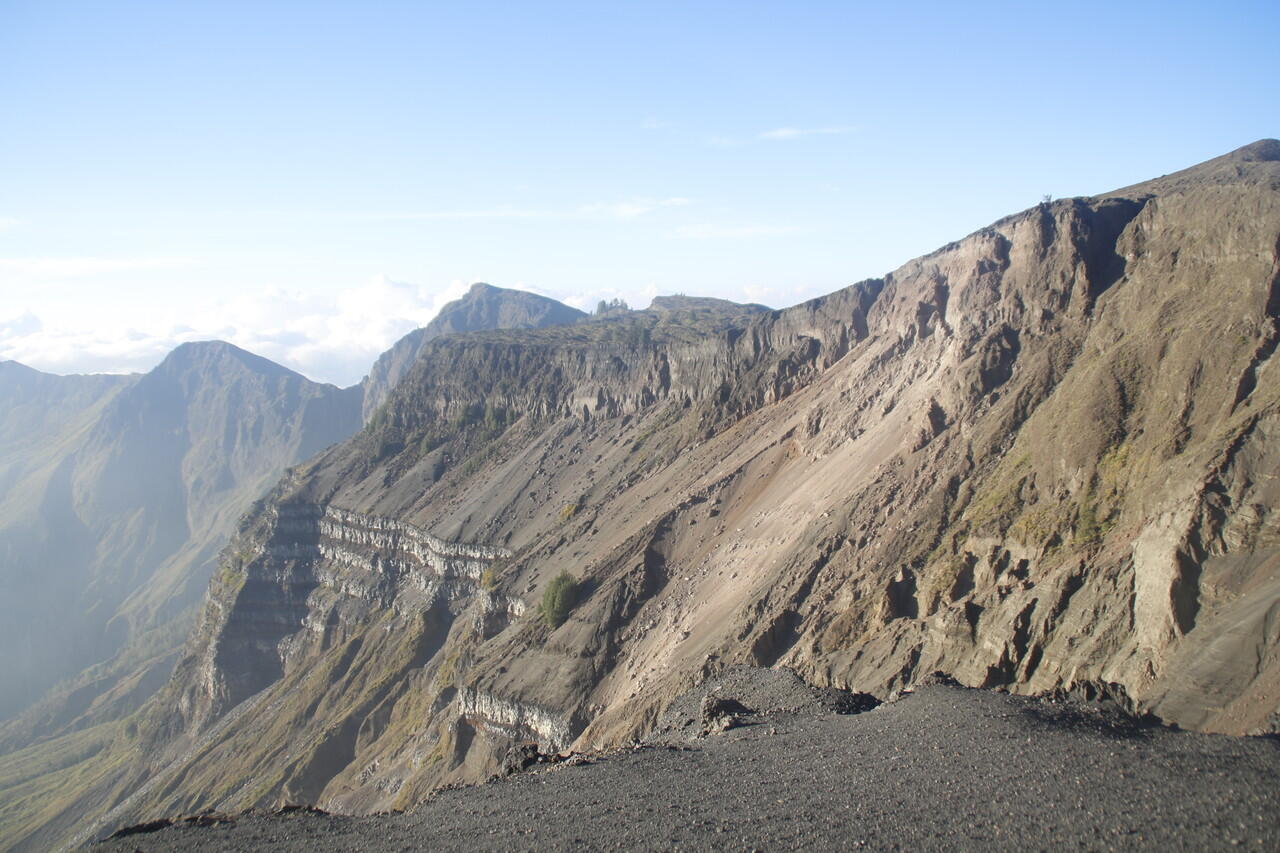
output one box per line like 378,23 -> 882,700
368,282 -> 880,443
342,194 -> 1144,518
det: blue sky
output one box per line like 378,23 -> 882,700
1,1 -> 1277,385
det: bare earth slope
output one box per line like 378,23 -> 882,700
98,675 -> 1279,852
15,141 -> 1280,851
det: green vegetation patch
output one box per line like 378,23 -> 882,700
1073,440 -> 1133,545
539,571 -> 579,629
1009,504 -> 1062,546
965,452 -> 1031,534
435,648 -> 463,687
216,562 -> 246,593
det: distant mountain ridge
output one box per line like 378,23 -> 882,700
0,283 -> 587,752
0,341 -> 361,734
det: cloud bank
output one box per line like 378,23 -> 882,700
0,275 -> 472,387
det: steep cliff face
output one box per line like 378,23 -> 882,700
16,142 -> 1280,851
360,282 -> 588,422
174,501 -> 516,733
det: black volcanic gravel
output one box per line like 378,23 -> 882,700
96,683 -> 1279,852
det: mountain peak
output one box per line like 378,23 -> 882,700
158,340 -> 300,381
0,359 -> 38,375
360,285 -> 587,421
430,285 -> 587,334
1226,138 -> 1280,162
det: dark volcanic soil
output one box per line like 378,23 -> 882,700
97,676 -> 1279,852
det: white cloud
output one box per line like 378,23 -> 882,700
0,218 -> 22,232
0,275 -> 479,386
578,197 -> 691,218
0,319 -> 183,377
0,310 -> 41,338
758,126 -> 856,140
706,126 -> 857,146
216,276 -> 475,385
640,117 -> 669,130
673,224 -> 801,240
0,256 -> 195,278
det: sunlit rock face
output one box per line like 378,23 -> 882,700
178,503 -> 515,734
22,141 -> 1280,853
360,282 -> 588,423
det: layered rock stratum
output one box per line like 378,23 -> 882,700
3,141 -> 1279,852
